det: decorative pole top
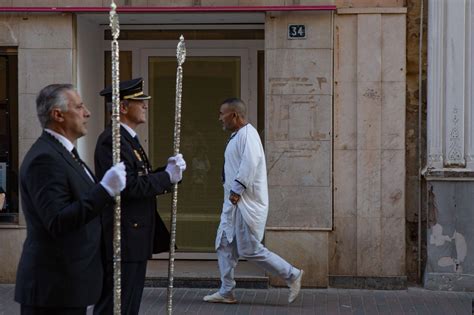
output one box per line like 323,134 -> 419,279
177,35 -> 186,66
110,1 -> 120,39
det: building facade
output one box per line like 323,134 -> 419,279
423,0 -> 474,291
0,0 -> 439,291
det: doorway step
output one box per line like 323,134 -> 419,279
145,260 -> 269,289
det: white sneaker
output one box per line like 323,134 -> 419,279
288,269 -> 304,303
203,291 -> 238,304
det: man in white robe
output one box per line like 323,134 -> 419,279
203,98 -> 303,304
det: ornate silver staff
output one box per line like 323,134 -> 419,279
167,35 -> 186,315
109,1 -> 122,314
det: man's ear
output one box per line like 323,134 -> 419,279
50,107 -> 65,123
119,101 -> 128,114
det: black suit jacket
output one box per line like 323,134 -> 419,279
94,125 -> 172,262
14,131 -> 113,307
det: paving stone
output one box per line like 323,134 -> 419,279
0,285 -> 472,314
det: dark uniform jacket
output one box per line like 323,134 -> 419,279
15,131 -> 113,307
94,125 -> 172,262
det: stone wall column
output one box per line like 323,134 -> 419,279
427,0 -> 473,168
426,0 -> 444,168
424,0 -> 474,291
332,7 -> 407,287
264,10 -> 333,287
0,13 -> 74,282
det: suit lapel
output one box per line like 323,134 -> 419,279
40,132 -> 96,185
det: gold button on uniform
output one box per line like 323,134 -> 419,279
133,223 -> 138,228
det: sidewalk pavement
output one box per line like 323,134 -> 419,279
0,284 -> 472,314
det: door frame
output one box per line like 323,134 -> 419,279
102,38 -> 264,259
104,39 -> 264,153
138,43 -> 261,259
139,47 -> 253,150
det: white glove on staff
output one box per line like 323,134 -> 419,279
100,162 -> 126,196
165,153 -> 187,184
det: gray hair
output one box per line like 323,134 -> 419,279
221,97 -> 247,119
36,84 -> 74,128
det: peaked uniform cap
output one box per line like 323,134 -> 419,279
99,77 -> 151,101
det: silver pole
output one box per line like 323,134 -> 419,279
109,2 -> 121,314
167,35 -> 186,315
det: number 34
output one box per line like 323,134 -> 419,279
288,25 -> 305,38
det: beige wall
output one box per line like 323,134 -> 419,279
331,7 -> 406,277
0,2 -> 408,286
0,13 -> 75,282
4,0 -> 335,6
1,0 -> 407,7
264,10 -> 333,287
0,228 -> 24,282
335,0 -> 404,7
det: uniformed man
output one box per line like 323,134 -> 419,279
93,78 -> 186,315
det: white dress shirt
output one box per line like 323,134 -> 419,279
120,122 -> 137,138
44,129 -> 94,181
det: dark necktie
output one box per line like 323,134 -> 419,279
133,136 -> 151,171
71,147 -> 95,181
71,147 -> 85,166
44,132 -> 95,181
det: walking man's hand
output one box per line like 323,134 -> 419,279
229,190 -> 240,205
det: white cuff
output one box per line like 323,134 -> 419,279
231,180 -> 246,195
100,182 -> 116,197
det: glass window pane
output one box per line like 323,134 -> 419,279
0,51 -> 18,222
149,56 -> 240,252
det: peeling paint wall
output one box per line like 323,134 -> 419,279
425,181 -> 474,291
423,0 -> 474,292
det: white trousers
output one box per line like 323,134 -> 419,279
217,207 -> 300,297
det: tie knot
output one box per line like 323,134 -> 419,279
71,147 -> 81,160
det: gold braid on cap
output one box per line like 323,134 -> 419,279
123,91 -> 144,100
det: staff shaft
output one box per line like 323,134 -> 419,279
167,35 -> 186,315
109,2 -> 122,314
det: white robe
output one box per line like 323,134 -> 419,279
215,124 -> 269,249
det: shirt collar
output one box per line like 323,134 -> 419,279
231,123 -> 249,138
44,129 -> 74,152
120,122 -> 137,138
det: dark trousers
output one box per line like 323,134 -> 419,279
93,261 -> 148,315
21,304 -> 86,315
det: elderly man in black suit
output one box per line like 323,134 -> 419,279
93,78 -> 186,315
14,84 -> 126,315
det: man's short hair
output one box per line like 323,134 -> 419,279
221,98 -> 247,119
36,84 -> 74,128
106,99 -> 129,114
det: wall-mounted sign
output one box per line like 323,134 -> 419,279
288,24 -> 306,39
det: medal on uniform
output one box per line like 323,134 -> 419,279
133,149 -> 142,161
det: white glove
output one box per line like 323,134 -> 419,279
100,162 -> 126,196
165,154 -> 187,184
